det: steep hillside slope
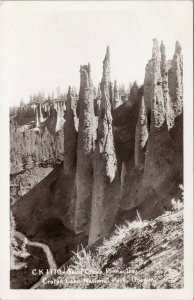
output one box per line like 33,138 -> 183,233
33,197 -> 183,289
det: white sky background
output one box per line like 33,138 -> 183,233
0,1 -> 192,105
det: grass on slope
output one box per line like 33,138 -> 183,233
36,195 -> 183,289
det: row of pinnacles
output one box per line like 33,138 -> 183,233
35,101 -> 66,133
16,98 -> 66,133
63,39 -> 183,245
12,39 -> 183,247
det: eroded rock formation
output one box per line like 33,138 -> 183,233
75,64 -> 95,234
134,96 -> 149,169
168,41 -> 183,120
39,103 -> 44,124
160,41 -> 174,129
141,39 -> 180,219
143,59 -> 153,113
55,101 -> 65,132
89,47 -> 120,245
128,81 -> 138,108
11,39 -> 183,254
35,106 -> 40,128
63,87 -> 78,175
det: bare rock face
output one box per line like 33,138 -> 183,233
150,38 -> 166,130
94,97 -> 101,116
34,103 -> 44,128
134,96 -> 149,169
168,41 -> 183,119
160,41 -> 174,129
55,101 -> 65,132
89,47 -> 120,245
113,80 -> 122,109
35,106 -> 40,128
45,101 -> 65,134
75,64 -> 95,234
141,39 -> 177,217
97,83 -> 101,98
168,42 -> 183,174
143,60 -> 153,112
39,103 -> 44,124
63,86 -> 78,175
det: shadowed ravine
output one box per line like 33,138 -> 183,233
15,231 -> 57,270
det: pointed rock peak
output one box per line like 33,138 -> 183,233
153,38 -> 159,48
102,46 -> 111,84
80,64 -> 92,90
160,40 -> 165,52
67,85 -> 71,94
128,81 -> 138,106
152,39 -> 160,61
68,85 -> 73,96
88,63 -> 91,73
106,45 -> 110,56
114,80 -> 118,90
175,41 -> 182,55
133,80 -> 138,88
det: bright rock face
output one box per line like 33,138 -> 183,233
35,106 -> 40,128
143,60 -> 153,113
75,64 -> 95,234
140,39 -> 181,219
55,101 -> 65,132
168,41 -> 183,120
134,96 -> 149,169
160,41 -> 174,129
39,103 -> 44,124
89,47 -> 120,245
151,39 -> 165,130
113,80 -> 122,109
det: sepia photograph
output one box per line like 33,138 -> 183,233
0,1 -> 193,299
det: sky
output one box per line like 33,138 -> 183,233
0,1 -> 192,105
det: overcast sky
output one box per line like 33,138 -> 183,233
0,1 -> 192,105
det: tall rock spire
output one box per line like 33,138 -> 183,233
143,59 -> 153,112
141,39 -> 176,217
134,96 -> 149,169
160,41 -> 174,129
151,38 -> 165,130
168,41 -> 183,119
74,63 -> 94,234
98,46 -> 117,181
89,46 -> 120,245
63,86 -> 78,175
128,81 -> 138,107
